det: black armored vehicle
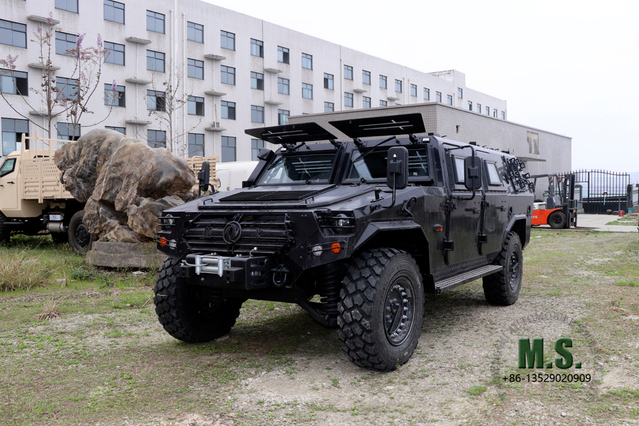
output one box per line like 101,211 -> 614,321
154,114 -> 533,371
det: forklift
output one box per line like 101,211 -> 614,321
531,173 -> 578,229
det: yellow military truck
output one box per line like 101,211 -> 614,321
0,132 -> 219,253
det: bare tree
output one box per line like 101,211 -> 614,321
0,13 -> 113,140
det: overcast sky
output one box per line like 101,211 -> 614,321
205,0 -> 639,174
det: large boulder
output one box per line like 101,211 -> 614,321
54,129 -> 196,242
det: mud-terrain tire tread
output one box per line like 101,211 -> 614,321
548,211 -> 566,229
154,256 -> 244,343
68,210 -> 96,254
337,248 -> 424,372
483,232 -> 523,305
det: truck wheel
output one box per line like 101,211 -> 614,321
483,232 -> 522,305
154,257 -> 245,343
337,248 -> 424,372
68,211 -> 95,254
0,211 -> 10,244
548,211 -> 566,229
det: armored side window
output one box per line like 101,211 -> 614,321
454,157 -> 465,184
0,157 -> 16,177
487,162 -> 502,185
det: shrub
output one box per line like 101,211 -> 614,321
0,251 -> 51,291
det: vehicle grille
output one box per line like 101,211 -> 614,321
183,213 -> 294,256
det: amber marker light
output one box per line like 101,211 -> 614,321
330,242 -> 342,254
158,236 -> 168,247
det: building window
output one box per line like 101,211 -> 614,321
278,77 -> 290,95
188,133 -> 204,157
501,111 -> 506,120
250,72 -> 264,90
0,70 -> 28,95
344,92 -> 353,107
301,53 -> 313,70
146,50 -> 165,72
104,41 -> 125,65
187,21 -> 203,43
56,77 -> 79,101
447,95 -> 453,105
221,65 -> 235,85
250,39 -> 264,57
324,101 -> 334,112
55,32 -> 77,56
324,73 -> 334,90
221,100 -> 236,120
104,83 -> 125,107
251,138 -> 264,160
146,90 -> 166,111
527,131 -> 539,155
55,0 -> 78,13
458,87 -> 463,99
0,20 -> 27,49
493,109 -> 498,118
362,70 -> 371,85
363,96 -> 371,109
57,123 -> 81,141
188,96 -> 204,116
221,30 -> 235,51
277,46 -> 290,64
379,100 -> 387,107
344,65 -> 353,80
395,79 -> 402,93
410,84 -> 417,97
187,58 -> 204,79
278,109 -> 289,125
302,83 -> 313,99
104,1 -> 125,24
1,118 -> 28,156
485,106 -> 490,116
379,75 -> 387,89
436,91 -> 442,103
105,126 -> 125,134
221,136 -> 236,162
251,105 -> 264,123
146,11 -> 165,34
423,88 -> 430,101
147,129 -> 166,148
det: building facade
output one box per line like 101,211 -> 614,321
1,0 -> 508,162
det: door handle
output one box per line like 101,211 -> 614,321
465,208 -> 480,214
7,181 -> 15,184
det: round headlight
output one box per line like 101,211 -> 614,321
312,245 -> 323,257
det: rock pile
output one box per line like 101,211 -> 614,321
54,129 -> 196,243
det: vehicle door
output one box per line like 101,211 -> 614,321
480,158 -> 509,256
0,156 -> 19,210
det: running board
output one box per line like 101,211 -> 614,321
433,264 -> 503,295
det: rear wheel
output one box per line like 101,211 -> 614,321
68,211 -> 95,254
483,232 -> 523,305
154,257 -> 245,343
337,248 -> 424,371
548,210 -> 566,229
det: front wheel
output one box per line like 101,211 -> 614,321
154,257 -> 245,343
337,248 -> 424,372
483,232 -> 523,305
68,210 -> 96,255
548,211 -> 566,229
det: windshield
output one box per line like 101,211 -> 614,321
348,146 -> 430,181
0,158 -> 16,177
257,152 -> 336,185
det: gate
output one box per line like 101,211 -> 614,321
567,170 -> 631,214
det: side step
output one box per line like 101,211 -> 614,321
433,264 -> 503,295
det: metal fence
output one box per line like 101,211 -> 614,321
566,170 -> 631,214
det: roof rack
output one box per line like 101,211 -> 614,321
329,113 -> 425,139
245,123 -> 336,144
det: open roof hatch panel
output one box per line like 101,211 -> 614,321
245,123 -> 337,144
329,113 -> 426,139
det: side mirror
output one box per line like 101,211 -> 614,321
387,146 -> 409,190
198,161 -> 211,196
464,155 -> 482,190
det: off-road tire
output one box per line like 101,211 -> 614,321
337,248 -> 424,372
68,210 -> 95,254
0,211 -> 10,244
483,232 -> 523,305
154,256 -> 245,343
548,210 -> 566,229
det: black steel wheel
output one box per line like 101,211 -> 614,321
483,232 -> 523,305
548,211 -> 566,229
67,210 -> 95,254
154,256 -> 245,343
0,211 -> 10,244
337,248 -> 424,372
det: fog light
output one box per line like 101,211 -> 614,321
168,239 -> 177,249
312,245 -> 323,257
330,242 -> 341,254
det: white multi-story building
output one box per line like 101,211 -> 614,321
1,0 -> 508,162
